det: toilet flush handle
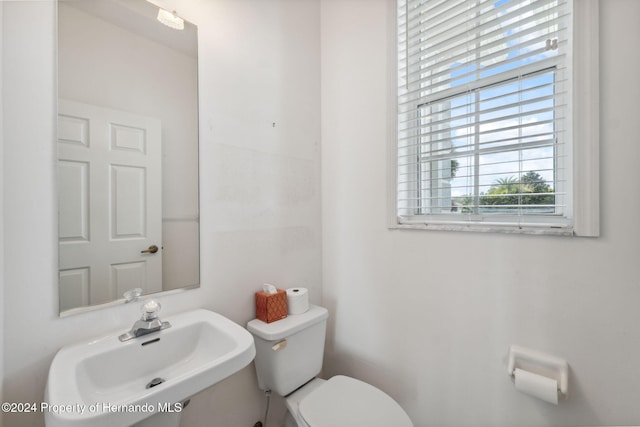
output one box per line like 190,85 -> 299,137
272,339 -> 287,351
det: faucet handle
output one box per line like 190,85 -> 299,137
141,299 -> 161,320
124,288 -> 143,303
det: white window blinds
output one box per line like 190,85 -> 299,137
396,0 -> 572,233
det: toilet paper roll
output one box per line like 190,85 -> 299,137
514,368 -> 559,405
286,287 -> 309,315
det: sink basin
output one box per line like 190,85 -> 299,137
45,309 -> 255,427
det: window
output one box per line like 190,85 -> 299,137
394,0 -> 599,235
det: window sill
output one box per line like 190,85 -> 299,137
391,220 -> 574,236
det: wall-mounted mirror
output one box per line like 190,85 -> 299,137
57,0 -> 199,314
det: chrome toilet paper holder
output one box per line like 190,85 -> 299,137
507,345 -> 569,398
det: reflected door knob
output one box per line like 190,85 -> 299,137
141,245 -> 159,254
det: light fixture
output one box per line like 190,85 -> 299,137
157,8 -> 184,30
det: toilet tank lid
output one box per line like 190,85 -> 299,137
247,305 -> 328,341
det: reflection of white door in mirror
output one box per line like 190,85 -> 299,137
58,100 -> 162,312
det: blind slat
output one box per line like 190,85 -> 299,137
402,2 -> 566,69
398,58 -> 567,107
402,27 -> 568,87
402,49 -> 566,101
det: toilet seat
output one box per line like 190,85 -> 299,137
298,376 -> 412,427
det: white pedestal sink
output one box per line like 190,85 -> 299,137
44,309 -> 256,427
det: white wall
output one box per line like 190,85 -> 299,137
2,1 -> 320,427
0,3 -> 5,424
321,1 -> 640,426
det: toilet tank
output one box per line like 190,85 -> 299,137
247,305 -> 329,396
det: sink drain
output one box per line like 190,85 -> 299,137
146,377 -> 165,389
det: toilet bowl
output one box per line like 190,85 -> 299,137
284,376 -> 412,427
247,305 -> 413,427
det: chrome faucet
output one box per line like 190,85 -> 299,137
119,300 -> 171,342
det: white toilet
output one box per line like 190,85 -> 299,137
247,305 -> 413,427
